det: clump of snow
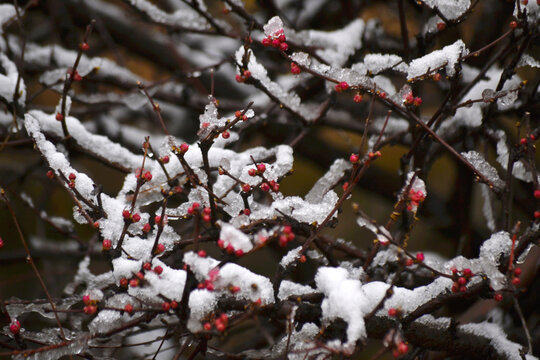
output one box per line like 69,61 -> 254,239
316,267 -> 377,354
218,223 -> 253,253
127,0 -> 210,30
461,151 -> 504,188
279,246 -> 302,268
408,40 -> 468,79
0,52 -> 25,105
363,54 -> 408,75
278,280 -> 316,301
423,0 -> 471,20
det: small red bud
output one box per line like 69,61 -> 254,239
416,252 -> 425,262
124,304 -> 133,314
291,62 -> 301,75
156,243 -> 165,254
512,277 -> 521,286
510,21 -> 518,29
222,131 -> 230,139
143,171 -> 152,181
143,223 -> 151,233
129,278 -> 139,287
279,42 -> 288,51
235,249 -> 244,257
132,213 -> 141,223
260,182 -> 270,192
162,302 -> 170,311
534,190 -> 540,199
170,300 -> 178,309
102,239 -> 112,250
84,305 -> 97,315
69,173 -> 76,180
80,42 -> 90,51
242,183 -> 251,192
180,143 -> 189,153
437,22 -> 446,31
143,262 -> 152,271
388,308 -> 398,317
120,277 -> 128,287
154,266 -> 163,275
353,94 -> 363,103
349,153 -> 359,163
257,163 -> 266,173
226,244 -> 234,254
494,293 -> 503,302
248,168 -> 257,176
56,113 -> 63,121
514,267 -> 522,276
82,295 -> 91,305
203,322 -> 212,331
397,342 -> 408,355
122,210 -> 131,219
198,250 -> 207,258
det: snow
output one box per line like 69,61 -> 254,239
0,5 -> 16,35
461,151 -> 504,188
278,280 -> 316,301
0,52 -> 25,105
422,0 -> 471,20
407,40 -> 468,80
279,246 -> 302,268
218,223 -> 253,253
461,322 -> 528,360
363,54 -> 408,75
128,0 -> 209,30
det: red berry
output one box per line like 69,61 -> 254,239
198,250 -> 207,257
235,74 -> 244,83
155,215 -> 162,224
170,300 -> 178,309
379,92 -> 387,99
299,255 -> 306,263
119,278 -> 128,287
122,210 -> 131,219
180,143 -> 189,153
82,295 -> 91,305
222,131 -> 230,139
84,305 -> 97,315
192,202 -> 200,209
235,249 -> 244,257
260,182 -> 270,192
433,73 -> 442,81
534,189 -> 540,199
243,70 -> 251,78
203,207 -> 211,215
102,239 -> 112,250
55,113 -> 64,121
46,170 -> 55,179
124,304 -> 133,314
437,22 -> 446,31
353,94 -> 363,103
93,221 -> 99,228
272,38 -> 280,47
215,322 -> 226,332
235,110 -> 242,118
203,322 -> 212,331
520,138 -> 527,145
257,163 -> 266,173
230,285 -> 240,293
143,171 -> 152,181
416,252 -> 425,262
279,42 -> 288,51
514,267 -> 522,276
129,278 -> 139,287
226,244 -> 234,254
156,243 -> 165,254
339,81 -> 349,91
242,183 -> 251,192
291,62 -> 301,74
349,153 -> 359,164
405,258 -> 414,266
202,214 -> 211,222
205,282 -> 214,291
462,268 -> 473,277
494,293 -> 503,302
80,42 -> 89,51
154,266 -> 163,275
217,239 -> 225,248
413,97 -> 422,106
69,173 -> 76,180
243,208 -> 251,216
388,308 -> 397,317
512,277 -> 521,286
143,262 -> 152,271
248,168 -> 257,176
73,71 -> 82,82
132,213 -> 141,223
143,223 -> 151,232
458,277 -> 467,285
162,302 -> 170,311
136,271 -> 144,280
397,342 -> 408,355
510,21 -> 518,29
262,37 -> 271,46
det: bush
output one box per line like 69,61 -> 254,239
1,0 -> 539,359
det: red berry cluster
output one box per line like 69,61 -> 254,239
278,225 -> 295,247
248,163 -> 280,193
122,209 -> 141,223
234,110 -> 249,121
135,168 -> 152,182
392,342 -> 409,358
335,81 -> 349,92
235,70 -> 251,83
68,172 -> 76,189
511,267 -> 521,286
450,267 -> 473,293
217,238 -> 245,257
161,300 -> 178,312
407,189 -> 425,211
68,68 -> 82,82
403,92 -> 422,107
187,202 -> 212,222
197,267 -> 220,291
261,28 -> 288,51
83,294 -> 98,315
203,313 -> 229,332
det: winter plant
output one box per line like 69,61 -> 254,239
1,0 -> 540,359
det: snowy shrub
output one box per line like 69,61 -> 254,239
0,1 -> 539,359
